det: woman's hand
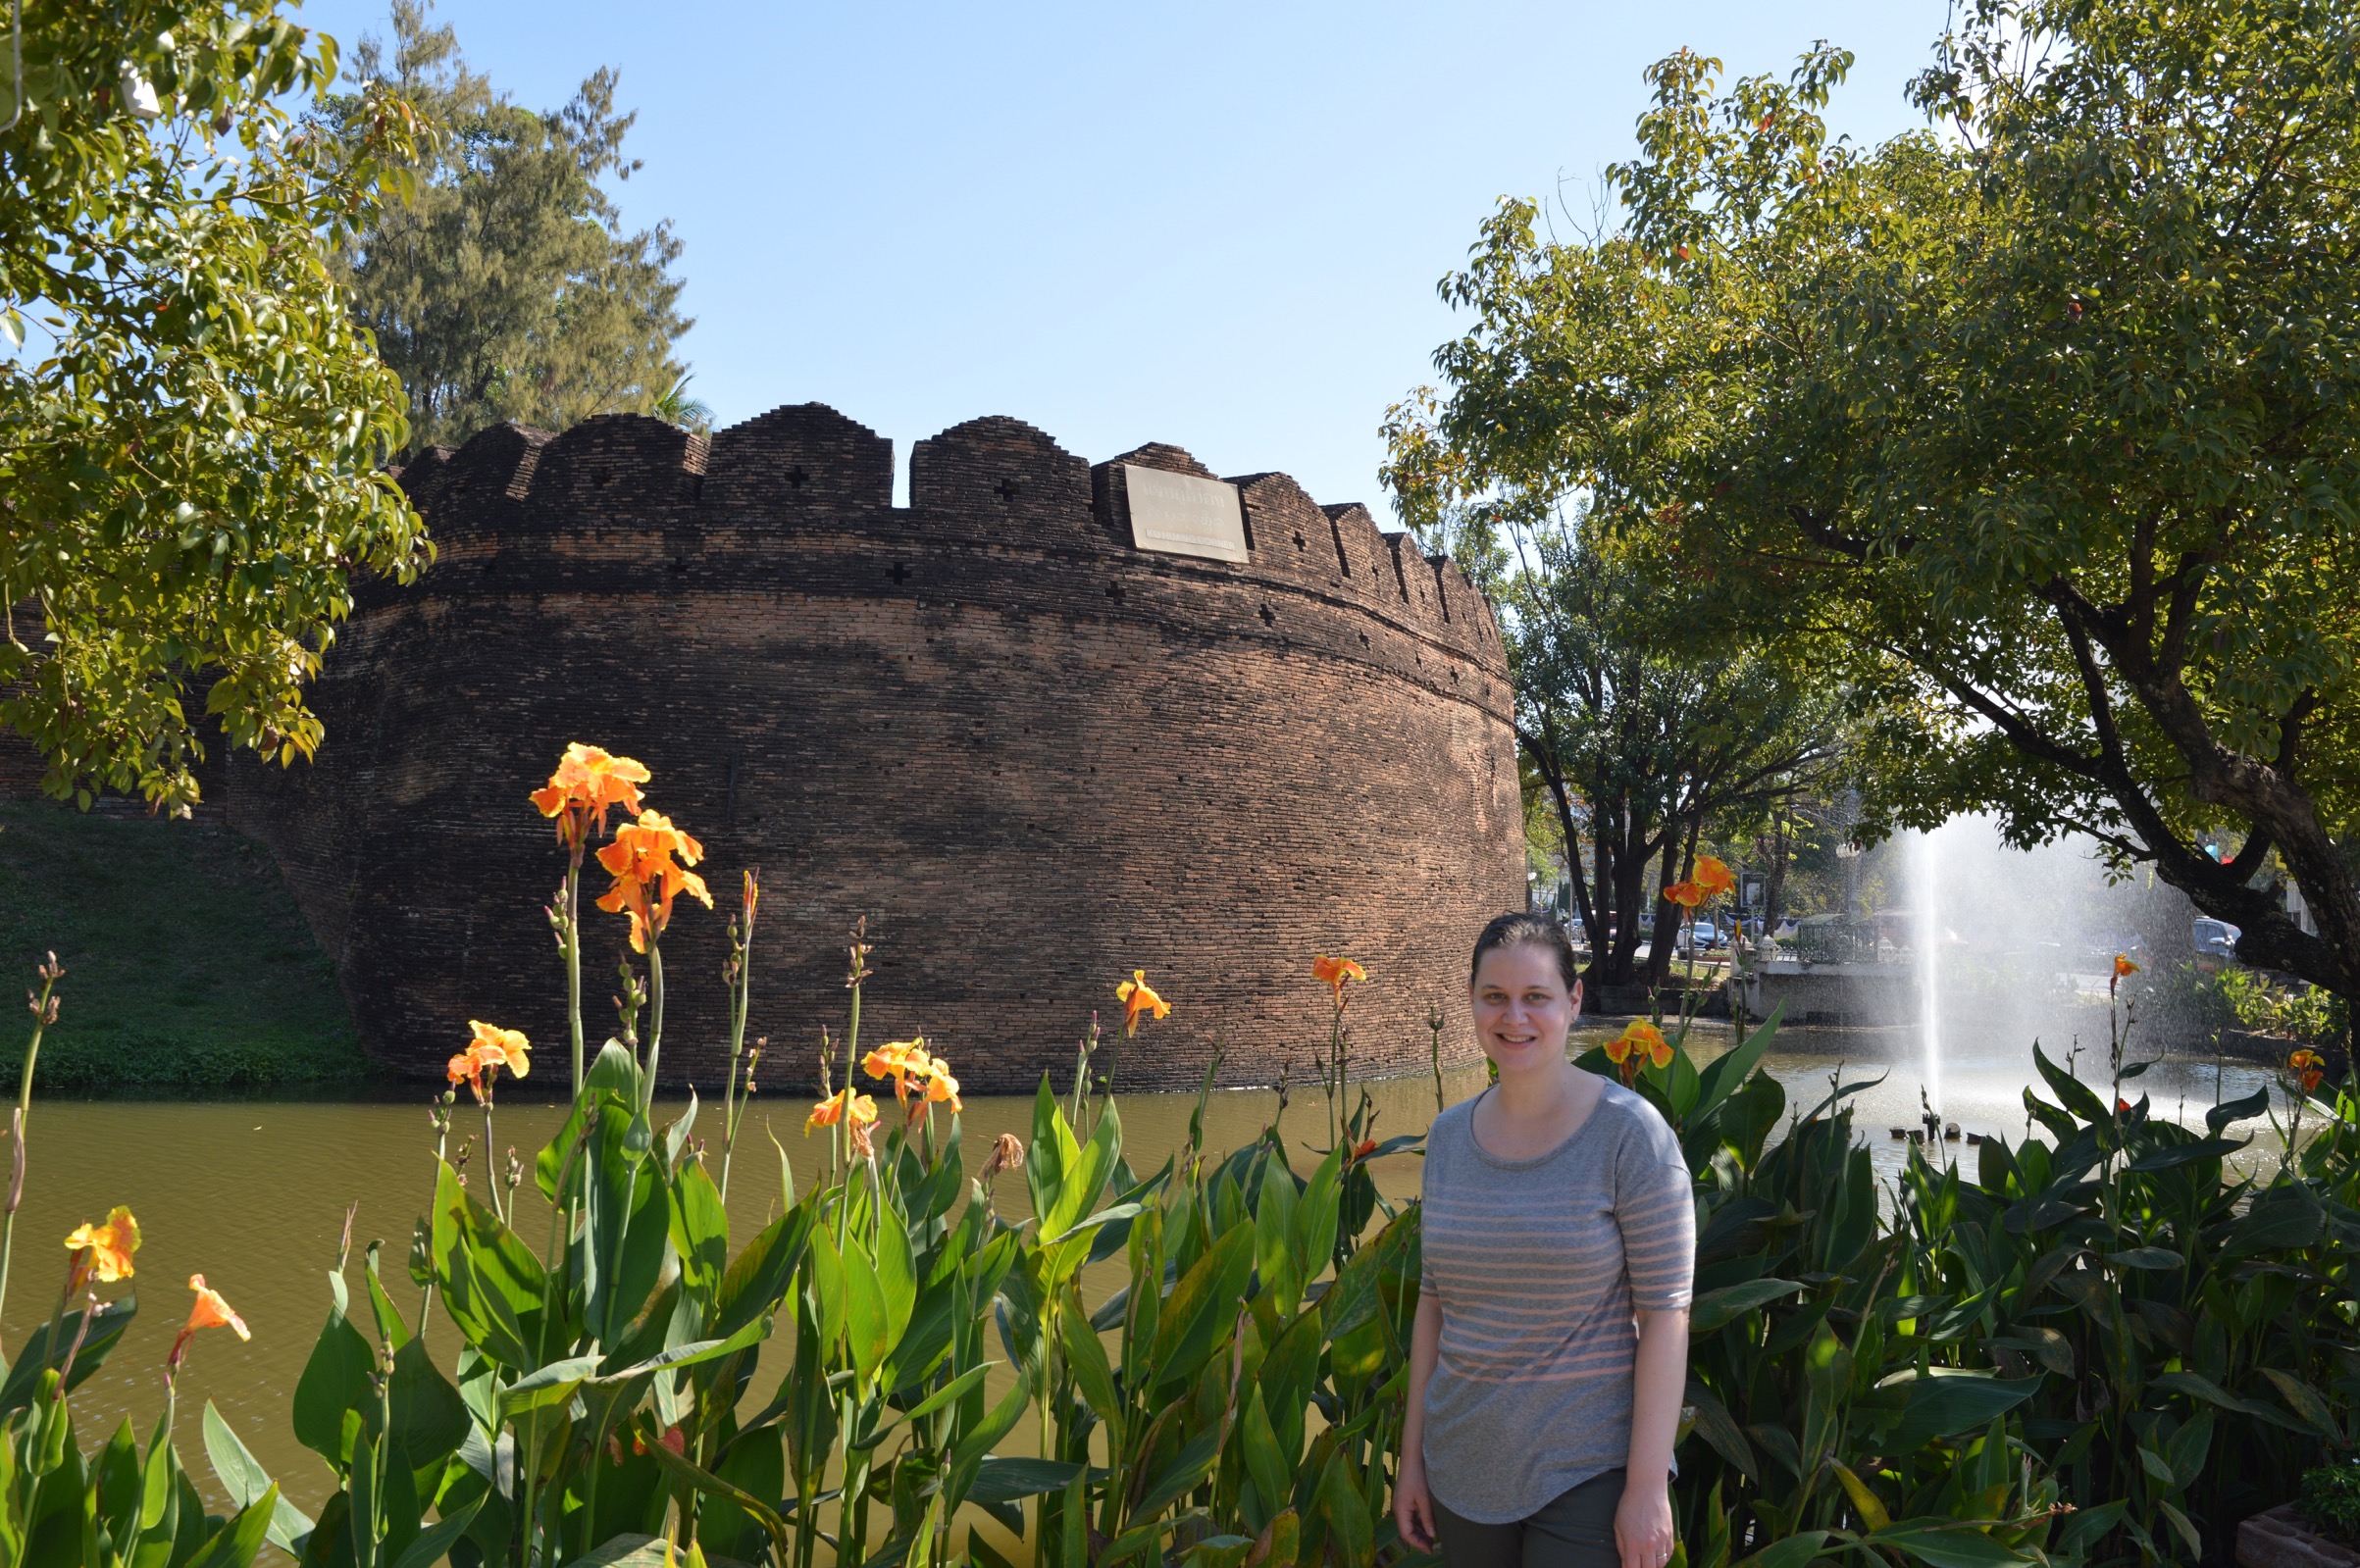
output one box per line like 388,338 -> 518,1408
1393,1450 -> 1438,1553
1615,1476 -> 1675,1568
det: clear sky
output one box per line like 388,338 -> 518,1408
295,0 -> 1951,512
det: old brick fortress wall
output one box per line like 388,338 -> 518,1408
226,404 -> 1524,1091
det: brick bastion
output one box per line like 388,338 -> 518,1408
224,404 -> 1525,1092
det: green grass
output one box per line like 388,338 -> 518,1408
0,800 -> 377,1095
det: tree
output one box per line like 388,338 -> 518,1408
1386,405 -> 1842,990
1399,0 -> 2360,998
320,4 -> 693,457
0,1 -> 429,811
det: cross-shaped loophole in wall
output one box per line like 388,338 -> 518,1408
787,465 -> 808,488
890,562 -> 909,583
997,478 -> 1022,502
1259,604 -> 1277,627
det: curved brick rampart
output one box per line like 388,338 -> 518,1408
227,405 -> 1524,1091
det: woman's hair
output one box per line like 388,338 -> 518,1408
1468,912 -> 1582,991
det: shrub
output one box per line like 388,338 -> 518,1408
2301,1464 -> 2360,1545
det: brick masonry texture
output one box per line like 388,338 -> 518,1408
219,405 -> 1525,1092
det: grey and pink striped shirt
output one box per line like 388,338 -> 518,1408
1417,1082 -> 1696,1523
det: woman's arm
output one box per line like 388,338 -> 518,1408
1616,1304 -> 1690,1568
1393,1291 -> 1443,1552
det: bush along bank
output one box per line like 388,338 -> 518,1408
0,746 -> 2347,1568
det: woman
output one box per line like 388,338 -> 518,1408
1395,913 -> 1694,1568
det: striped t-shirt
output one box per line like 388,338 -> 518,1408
1417,1082 -> 1696,1523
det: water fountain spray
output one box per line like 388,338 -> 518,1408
1911,823 -> 1946,1117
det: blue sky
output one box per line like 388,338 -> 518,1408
296,0 -> 1950,511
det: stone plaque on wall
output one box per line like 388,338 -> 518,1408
1124,464 -> 1248,563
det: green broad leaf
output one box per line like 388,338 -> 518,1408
1239,1387 -> 1293,1522
1864,1521 -> 2030,1568
2157,1500 -> 2203,1558
201,1403 -> 315,1556
1027,1075 -> 1071,1225
1314,1453 -> 1372,1568
386,1338 -> 471,1473
631,1417 -> 794,1564
2207,1087 -> 2273,1133
363,1252 -> 413,1352
1044,1095 -> 1123,1240
900,1362 -> 993,1425
1148,1220 -> 1257,1391
2125,1138 -> 2246,1172
2032,1044 -> 2109,1127
1133,1424 -> 1224,1523
806,1229 -> 849,1355
1732,1535 -> 1832,1568
669,1160 -> 730,1293
386,1494 -> 483,1568
291,1306 -> 375,1466
1690,1278 -> 1805,1334
1692,1001 -> 1784,1126
874,1202 -> 918,1347
712,1200 -> 812,1340
1254,1161 -> 1303,1310
963,1456 -> 1089,1506
2222,1195 -> 2324,1257
0,1294 -> 137,1416
842,1235 -> 895,1385
2149,1371 -> 2311,1431
949,1374 -> 1035,1473
2104,1247 -> 2182,1270
177,1484 -> 281,1568
1292,1147 -> 1345,1281
2259,1368 -> 2339,1436
1683,1382 -> 1758,1480
1041,1200 -> 1150,1248
1060,1297 -> 1119,1424
496,1355 -> 602,1417
593,1313 -> 772,1386
1878,1371 -> 2042,1451
2053,1499 -> 2128,1553
1829,1462 -> 1889,1532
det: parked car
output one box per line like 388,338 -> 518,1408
2192,918 -> 2241,961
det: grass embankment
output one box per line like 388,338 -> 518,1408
0,800 -> 374,1093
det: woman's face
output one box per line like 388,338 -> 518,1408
1469,942 -> 1581,1075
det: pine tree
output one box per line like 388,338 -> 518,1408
322,4 -> 693,457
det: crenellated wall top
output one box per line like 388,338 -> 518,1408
387,404 -> 1506,675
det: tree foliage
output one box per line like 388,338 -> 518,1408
1392,0 -> 2360,997
0,0 -> 429,812
323,3 -> 693,457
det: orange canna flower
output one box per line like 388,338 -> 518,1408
594,810 -> 714,952
862,1038 -> 932,1101
167,1273 -> 249,1379
923,1067 -> 962,1115
64,1205 -> 139,1286
1693,856 -> 1736,900
2290,1048 -> 2327,1094
1116,971 -> 1170,1037
1605,1020 -> 1669,1082
2111,953 -> 2140,997
530,743 -> 651,853
804,1087 -> 878,1136
1312,955 -> 1368,1008
448,1022 -> 530,1102
1663,881 -> 1705,910
467,1020 -> 531,1080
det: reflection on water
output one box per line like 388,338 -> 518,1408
14,1019 -> 2291,1511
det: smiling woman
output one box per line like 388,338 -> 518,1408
1399,913 -> 1695,1568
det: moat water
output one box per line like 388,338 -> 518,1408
15,1017 -> 2289,1511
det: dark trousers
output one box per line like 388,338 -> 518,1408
1434,1469 -> 1625,1568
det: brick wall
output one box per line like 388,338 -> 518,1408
224,404 -> 1525,1092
